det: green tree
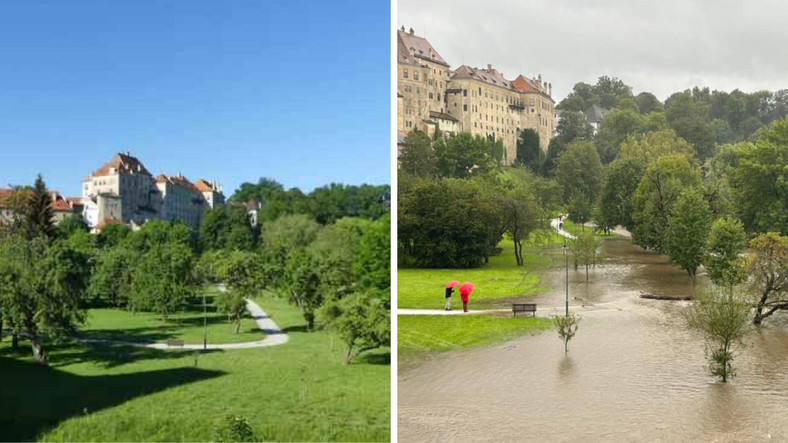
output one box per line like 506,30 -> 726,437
398,129 -> 437,178
0,236 -> 89,364
665,188 -> 712,276
57,214 -> 88,238
704,217 -> 748,288
597,157 -> 647,230
219,251 -> 265,333
499,189 -> 541,266
570,230 -> 603,281
97,223 -> 131,248
398,178 -> 502,268
89,246 -> 138,306
318,292 -> 390,364
433,132 -> 495,179
617,129 -> 695,164
130,243 -> 194,320
282,249 -> 322,330
26,175 -> 55,239
554,313 -> 580,353
684,286 -> 752,382
310,217 -> 370,298
542,112 -> 594,176
354,215 -> 391,305
747,233 -> 788,324
555,141 -> 604,203
594,108 -> 647,163
567,192 -> 593,229
632,155 -> 702,252
516,128 -> 542,171
635,92 -> 663,115
733,117 -> 788,234
259,213 -> 320,287
665,91 -> 716,160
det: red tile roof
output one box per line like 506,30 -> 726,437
512,75 -> 537,93
397,29 -> 449,67
452,65 -> 514,90
92,152 -> 152,177
0,188 -> 76,212
194,179 -> 218,192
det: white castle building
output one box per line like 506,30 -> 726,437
81,152 -> 224,231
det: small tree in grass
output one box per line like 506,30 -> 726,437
282,249 -> 322,330
684,286 -> 752,382
554,313 -> 580,353
214,414 -> 257,442
219,251 -> 265,333
318,292 -> 390,364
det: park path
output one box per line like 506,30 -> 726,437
398,218 -> 577,317
550,217 -> 576,240
80,288 -> 289,350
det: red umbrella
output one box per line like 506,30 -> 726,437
446,280 -> 460,289
459,282 -> 474,296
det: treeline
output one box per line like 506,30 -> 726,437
0,176 -> 390,365
230,178 -> 390,224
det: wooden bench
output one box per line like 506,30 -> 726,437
512,303 -> 537,317
166,339 -> 185,347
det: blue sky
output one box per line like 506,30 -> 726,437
0,0 -> 390,197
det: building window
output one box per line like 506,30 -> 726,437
437,93 -> 441,101
530,98 -> 535,106
403,69 -> 408,79
463,89 -> 467,97
429,92 -> 433,99
463,104 -> 467,111
414,71 -> 419,80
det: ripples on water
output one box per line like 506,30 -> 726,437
398,237 -> 788,442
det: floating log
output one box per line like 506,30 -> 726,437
639,292 -> 692,301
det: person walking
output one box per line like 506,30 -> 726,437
444,281 -> 459,311
459,282 -> 474,313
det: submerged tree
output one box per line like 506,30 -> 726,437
684,286 -> 752,382
747,232 -> 788,325
570,231 -> 603,281
554,313 -> 580,353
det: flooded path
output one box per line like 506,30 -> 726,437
398,237 -> 788,442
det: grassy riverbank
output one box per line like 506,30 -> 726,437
398,315 -> 553,363
0,296 -> 390,442
398,234 -> 565,309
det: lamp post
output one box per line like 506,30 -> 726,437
564,238 -> 569,317
203,290 -> 207,350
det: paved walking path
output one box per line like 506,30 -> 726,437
82,287 -> 289,350
550,217 -> 576,240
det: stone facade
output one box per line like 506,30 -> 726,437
396,27 -> 555,164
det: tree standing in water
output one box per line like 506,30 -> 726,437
554,313 -> 580,353
684,286 -> 751,382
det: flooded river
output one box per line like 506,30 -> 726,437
398,237 -> 788,442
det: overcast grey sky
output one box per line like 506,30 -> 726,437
397,0 -> 788,102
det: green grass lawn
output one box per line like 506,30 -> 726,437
398,315 -> 553,362
80,308 -> 263,345
0,296 -> 390,442
398,234 -> 565,309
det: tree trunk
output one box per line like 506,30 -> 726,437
585,265 -> 589,282
753,288 -> 770,324
28,330 -> 48,366
305,312 -> 315,331
344,346 -> 354,365
12,332 -> 19,349
0,317 -> 3,342
235,315 -> 241,334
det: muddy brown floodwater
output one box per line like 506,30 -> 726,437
398,237 -> 788,442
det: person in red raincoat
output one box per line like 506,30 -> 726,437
459,282 -> 474,312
